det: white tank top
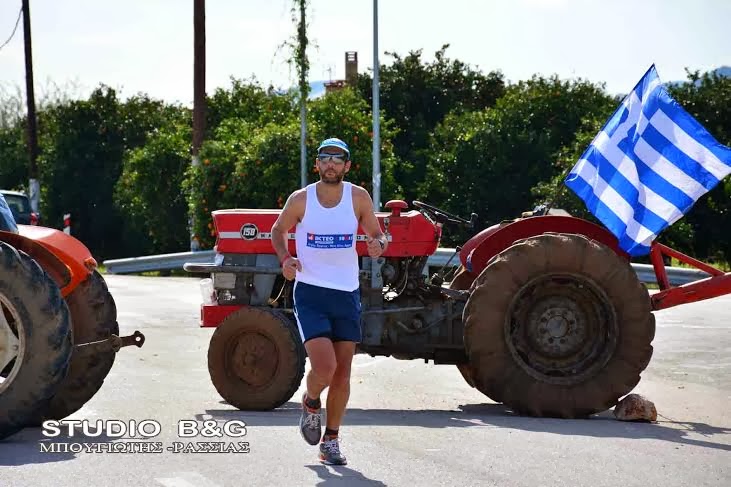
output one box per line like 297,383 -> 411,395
294,182 -> 360,291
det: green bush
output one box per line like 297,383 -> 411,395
115,123 -> 192,255
668,71 -> 731,263
356,46 -> 506,203
0,60 -> 726,266
0,124 -> 26,191
308,88 -> 400,199
185,87 -> 400,249
420,75 -> 615,245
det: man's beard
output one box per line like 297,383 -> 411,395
321,170 -> 344,184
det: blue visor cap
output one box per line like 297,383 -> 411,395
317,138 -> 350,159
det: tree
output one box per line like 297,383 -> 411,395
206,77 -> 296,132
533,69 -> 731,263
668,70 -> 731,263
308,88 -> 400,198
421,75 -> 615,245
356,45 -> 505,203
294,0 -> 309,188
40,87 -> 127,257
114,122 -> 192,255
0,79 -> 84,193
40,87 -> 188,258
0,124 -> 26,190
185,86 -> 399,249
0,84 -> 25,130
531,117 -> 697,257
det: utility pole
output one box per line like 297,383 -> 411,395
22,0 -> 40,215
191,0 -> 206,251
297,0 -> 308,189
192,0 -> 206,162
372,0 -> 381,210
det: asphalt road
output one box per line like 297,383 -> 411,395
1,275 -> 729,487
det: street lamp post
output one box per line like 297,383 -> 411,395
372,0 -> 381,211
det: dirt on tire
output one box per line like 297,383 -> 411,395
34,270 -> 119,422
0,242 -> 73,440
208,307 -> 305,411
463,233 -> 656,418
449,266 -> 478,388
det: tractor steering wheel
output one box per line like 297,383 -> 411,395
412,200 -> 476,229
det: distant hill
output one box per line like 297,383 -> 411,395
668,65 -> 730,87
713,66 -> 731,78
273,80 -> 327,99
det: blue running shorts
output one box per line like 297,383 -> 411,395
293,281 -> 362,343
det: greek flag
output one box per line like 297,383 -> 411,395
565,65 -> 731,256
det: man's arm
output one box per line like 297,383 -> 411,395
0,193 -> 18,233
354,186 -> 387,254
271,190 -> 304,264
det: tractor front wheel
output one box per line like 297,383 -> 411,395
463,233 -> 655,418
0,242 -> 73,440
208,307 -> 305,410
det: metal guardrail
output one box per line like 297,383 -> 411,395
103,248 -> 711,286
103,250 -> 216,274
631,263 -> 710,286
425,249 -> 711,286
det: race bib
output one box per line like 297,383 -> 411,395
306,233 -> 354,249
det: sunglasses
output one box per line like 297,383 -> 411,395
318,153 -> 347,164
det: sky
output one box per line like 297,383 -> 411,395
0,0 -> 729,107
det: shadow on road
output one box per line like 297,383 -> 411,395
305,464 -> 388,486
199,400 -> 731,453
0,427 -> 123,466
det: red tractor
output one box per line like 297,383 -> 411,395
185,200 -> 731,417
0,223 -> 145,440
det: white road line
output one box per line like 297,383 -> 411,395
659,325 -> 731,329
156,479 -> 198,487
352,356 -> 390,368
156,473 -> 222,487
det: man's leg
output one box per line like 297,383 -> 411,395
318,340 -> 355,465
298,337 -> 336,446
324,340 -> 356,436
304,337 -> 337,401
294,281 -> 337,446
322,286 -> 361,441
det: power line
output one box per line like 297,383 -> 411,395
0,6 -> 23,52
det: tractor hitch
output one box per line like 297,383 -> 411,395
73,330 -> 146,356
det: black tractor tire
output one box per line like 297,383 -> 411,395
32,270 -> 119,422
463,233 -> 655,418
448,266 -> 478,388
208,307 -> 305,410
0,242 -> 73,440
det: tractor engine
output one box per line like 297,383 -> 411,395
357,253 -> 467,364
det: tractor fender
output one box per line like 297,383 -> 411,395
460,215 -> 628,279
0,225 -> 95,297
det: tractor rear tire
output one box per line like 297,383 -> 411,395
449,266 -> 478,388
463,233 -> 655,418
208,307 -> 305,410
34,270 -> 119,422
0,242 -> 73,440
